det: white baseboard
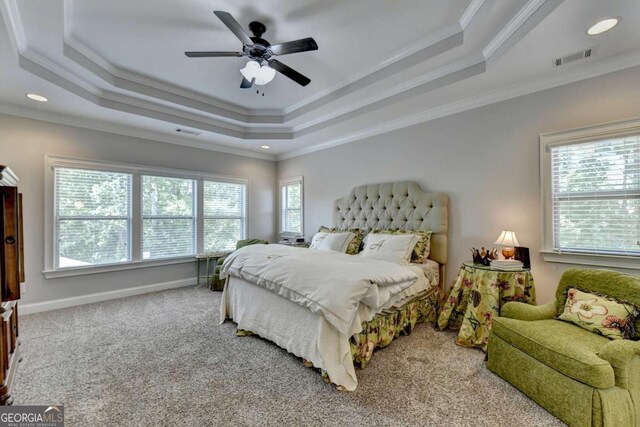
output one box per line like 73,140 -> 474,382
20,277 -> 197,315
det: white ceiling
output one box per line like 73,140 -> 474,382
1,0 -> 640,160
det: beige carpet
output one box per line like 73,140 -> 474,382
14,286 -> 564,426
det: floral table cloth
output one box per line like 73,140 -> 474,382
437,262 -> 536,350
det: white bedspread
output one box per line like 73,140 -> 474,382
220,244 -> 418,335
219,245 -> 438,391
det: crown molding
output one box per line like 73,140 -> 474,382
281,25 -> 465,120
282,0 -> 488,118
279,49 -> 640,161
15,48 -> 295,139
0,0 -> 24,51
291,56 -> 486,136
288,0 -> 562,136
62,37 -> 283,124
483,0 -> 563,62
4,47 -> 638,164
460,0 -> 487,29
0,102 -> 277,161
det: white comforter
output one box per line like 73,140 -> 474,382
220,244 -> 418,335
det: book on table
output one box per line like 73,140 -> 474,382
490,259 -> 524,270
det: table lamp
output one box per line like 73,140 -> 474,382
494,230 -> 520,259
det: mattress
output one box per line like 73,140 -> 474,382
220,262 -> 439,391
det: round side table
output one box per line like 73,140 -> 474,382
437,261 -> 536,350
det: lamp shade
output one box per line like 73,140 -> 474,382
494,230 -> 520,247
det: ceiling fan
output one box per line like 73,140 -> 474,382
185,11 -> 318,89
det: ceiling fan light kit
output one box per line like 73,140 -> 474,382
240,61 -> 276,86
185,11 -> 318,89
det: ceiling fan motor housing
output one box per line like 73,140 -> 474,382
247,22 -> 271,62
248,21 -> 267,38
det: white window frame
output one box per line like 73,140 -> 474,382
141,174 -> 197,260
202,178 -> 248,253
279,176 -> 304,237
44,155 -> 249,278
540,117 -> 640,270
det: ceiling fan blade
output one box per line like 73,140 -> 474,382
269,37 -> 318,56
240,77 -> 254,89
268,59 -> 311,86
185,51 -> 245,58
213,11 -> 253,46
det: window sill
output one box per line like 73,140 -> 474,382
42,256 -> 195,279
541,251 -> 640,270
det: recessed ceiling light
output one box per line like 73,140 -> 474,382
26,93 -> 48,102
261,145 -> 270,149
587,17 -> 620,35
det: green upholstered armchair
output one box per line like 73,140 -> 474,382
487,268 -> 640,427
211,239 -> 269,291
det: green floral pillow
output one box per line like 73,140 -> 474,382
371,229 -> 432,263
318,226 -> 363,255
558,287 -> 639,340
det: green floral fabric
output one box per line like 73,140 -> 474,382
371,229 -> 432,263
349,290 -> 440,369
437,262 -> 536,350
558,287 -> 638,340
318,226 -> 364,255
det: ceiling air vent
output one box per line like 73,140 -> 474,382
553,48 -> 593,67
175,128 -> 201,136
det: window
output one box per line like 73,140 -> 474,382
54,168 -> 132,268
280,177 -> 303,235
541,119 -> 640,269
45,157 -> 249,278
203,181 -> 246,252
142,176 -> 196,259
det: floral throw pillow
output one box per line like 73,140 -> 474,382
558,287 -> 639,340
318,226 -> 363,255
371,229 -> 432,263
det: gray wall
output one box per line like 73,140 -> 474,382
0,114 -> 277,305
278,66 -> 640,304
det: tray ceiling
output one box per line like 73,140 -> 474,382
1,0 -> 640,159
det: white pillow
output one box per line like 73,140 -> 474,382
309,232 -> 355,253
360,233 -> 420,265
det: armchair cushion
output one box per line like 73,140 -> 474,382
492,317 -> 615,388
501,301 -> 556,321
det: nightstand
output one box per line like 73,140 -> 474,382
437,261 -> 536,350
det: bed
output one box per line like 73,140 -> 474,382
220,182 -> 448,390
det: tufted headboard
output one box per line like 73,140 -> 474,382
333,182 -> 448,266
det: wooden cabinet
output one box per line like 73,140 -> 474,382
0,166 -> 22,405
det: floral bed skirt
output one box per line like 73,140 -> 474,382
349,289 -> 441,369
237,288 -> 443,387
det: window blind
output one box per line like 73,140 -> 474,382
54,167 -> 132,267
142,175 -> 196,259
550,135 -> 640,256
281,182 -> 302,234
203,181 -> 246,252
